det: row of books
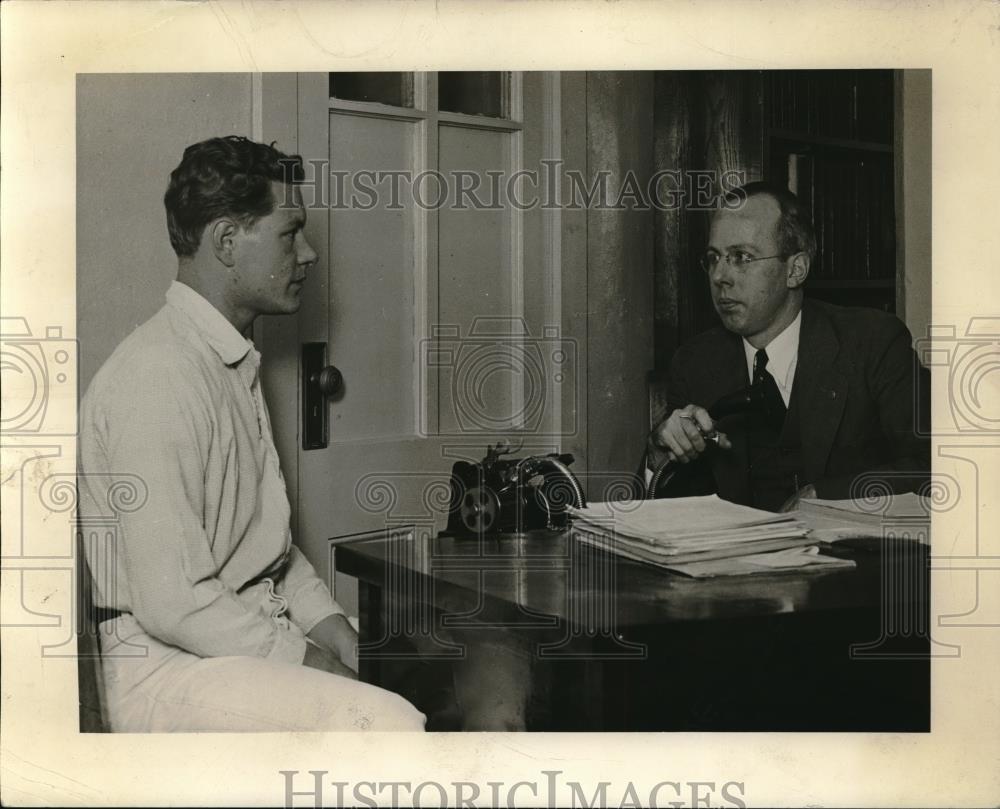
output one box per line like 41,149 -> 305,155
767,70 -> 894,145
786,151 -> 896,281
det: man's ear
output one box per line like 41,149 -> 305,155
786,252 -> 810,289
209,218 -> 239,268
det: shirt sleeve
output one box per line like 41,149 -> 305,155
82,354 -> 306,664
275,544 -> 345,635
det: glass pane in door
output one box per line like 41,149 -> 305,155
438,72 -> 508,118
329,72 -> 413,107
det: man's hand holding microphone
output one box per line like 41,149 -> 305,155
647,404 -> 733,471
648,403 -> 815,513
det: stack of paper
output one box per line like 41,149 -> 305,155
569,495 -> 815,568
660,545 -> 856,579
794,493 -> 930,544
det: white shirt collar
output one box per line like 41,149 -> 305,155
165,280 -> 253,367
742,310 -> 802,405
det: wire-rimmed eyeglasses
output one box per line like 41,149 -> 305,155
699,251 -> 788,274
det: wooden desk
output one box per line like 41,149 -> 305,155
336,530 -> 930,731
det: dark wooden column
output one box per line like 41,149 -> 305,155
650,71 -> 763,423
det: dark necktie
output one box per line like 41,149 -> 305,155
752,348 -> 787,426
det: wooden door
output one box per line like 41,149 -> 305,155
261,72 -> 573,613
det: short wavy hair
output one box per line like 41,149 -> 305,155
164,136 -> 304,258
723,180 -> 817,261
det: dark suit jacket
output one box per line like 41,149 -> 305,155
653,298 -> 931,504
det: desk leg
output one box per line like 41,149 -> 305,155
358,579 -> 383,687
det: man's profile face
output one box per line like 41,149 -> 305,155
229,182 -> 316,318
706,194 -> 794,342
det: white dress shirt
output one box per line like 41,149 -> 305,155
79,280 -> 343,664
742,310 -> 802,407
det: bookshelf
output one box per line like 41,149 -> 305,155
763,70 -> 897,313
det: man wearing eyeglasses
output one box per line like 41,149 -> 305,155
645,181 -> 930,511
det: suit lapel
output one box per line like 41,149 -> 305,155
712,332 -> 752,503
793,300 -> 848,482
684,328 -> 749,404
717,329 -> 751,395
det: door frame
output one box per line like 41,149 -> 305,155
257,72 -> 588,602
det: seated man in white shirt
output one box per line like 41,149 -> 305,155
646,181 -> 930,511
79,135 -> 425,732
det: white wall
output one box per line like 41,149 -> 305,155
77,73 -> 253,393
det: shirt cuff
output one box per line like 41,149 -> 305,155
296,606 -> 344,637
265,627 -> 308,665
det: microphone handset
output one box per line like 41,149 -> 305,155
646,388 -> 756,499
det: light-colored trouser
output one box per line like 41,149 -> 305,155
100,615 -> 425,732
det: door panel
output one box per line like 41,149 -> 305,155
328,114 -> 416,439
282,72 -> 565,613
437,125 -> 514,433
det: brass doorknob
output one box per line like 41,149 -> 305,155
310,365 -> 343,397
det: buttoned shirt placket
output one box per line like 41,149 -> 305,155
236,345 -> 291,621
